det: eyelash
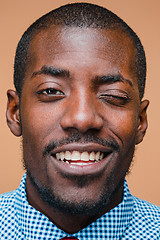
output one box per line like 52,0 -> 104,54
37,88 -> 130,106
37,88 -> 64,96
99,94 -> 130,106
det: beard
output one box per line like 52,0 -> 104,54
26,167 -> 127,216
24,130 -> 135,216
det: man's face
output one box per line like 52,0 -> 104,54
10,26 -> 148,214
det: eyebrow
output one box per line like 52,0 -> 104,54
94,74 -> 133,87
32,65 -> 133,87
31,65 -> 70,79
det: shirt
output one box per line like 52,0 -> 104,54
0,174 -> 160,240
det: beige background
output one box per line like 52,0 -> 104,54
0,0 -> 160,206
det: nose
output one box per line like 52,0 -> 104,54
60,91 -> 103,133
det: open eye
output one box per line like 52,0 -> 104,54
38,88 -> 64,95
37,88 -> 65,102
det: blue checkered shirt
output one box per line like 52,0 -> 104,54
0,174 -> 160,239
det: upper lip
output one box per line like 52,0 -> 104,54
50,143 -> 113,155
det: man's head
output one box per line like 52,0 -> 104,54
6,3 -> 149,217
14,2 -> 146,100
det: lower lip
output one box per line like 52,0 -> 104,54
49,153 -> 113,176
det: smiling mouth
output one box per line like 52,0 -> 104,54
52,150 -> 112,166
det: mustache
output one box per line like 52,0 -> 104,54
43,131 -> 120,157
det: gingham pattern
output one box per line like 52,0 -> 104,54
0,174 -> 160,239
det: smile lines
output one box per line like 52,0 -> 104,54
54,151 -> 105,165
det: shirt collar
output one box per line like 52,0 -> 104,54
76,179 -> 134,239
15,174 -> 134,239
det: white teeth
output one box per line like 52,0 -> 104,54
89,151 -> 96,160
100,153 -> 103,160
55,151 -> 104,163
71,151 -> 81,161
81,152 -> 89,161
64,151 -> 71,160
60,152 -> 64,160
95,152 -> 100,161
70,162 -> 93,166
70,162 -> 82,165
56,153 -> 60,160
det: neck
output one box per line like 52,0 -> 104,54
26,175 -> 124,234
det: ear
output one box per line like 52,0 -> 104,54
6,90 -> 22,137
136,99 -> 149,145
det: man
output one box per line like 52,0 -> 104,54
1,2 -> 159,239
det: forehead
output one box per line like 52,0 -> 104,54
28,26 -> 137,81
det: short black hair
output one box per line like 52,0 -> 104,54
14,2 -> 146,99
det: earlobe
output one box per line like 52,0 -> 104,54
6,89 -> 22,137
136,99 -> 149,145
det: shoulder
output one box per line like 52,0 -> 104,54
0,190 -> 24,238
126,196 -> 160,239
133,196 -> 160,220
0,190 -> 17,210
0,190 -> 17,221
0,174 -> 26,212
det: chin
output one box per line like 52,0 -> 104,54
27,167 -> 125,216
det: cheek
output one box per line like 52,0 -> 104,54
104,109 -> 139,144
21,102 -> 62,141
20,104 -> 60,176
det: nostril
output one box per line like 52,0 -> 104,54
60,96 -> 103,132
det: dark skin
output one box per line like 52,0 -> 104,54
6,26 -> 149,233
